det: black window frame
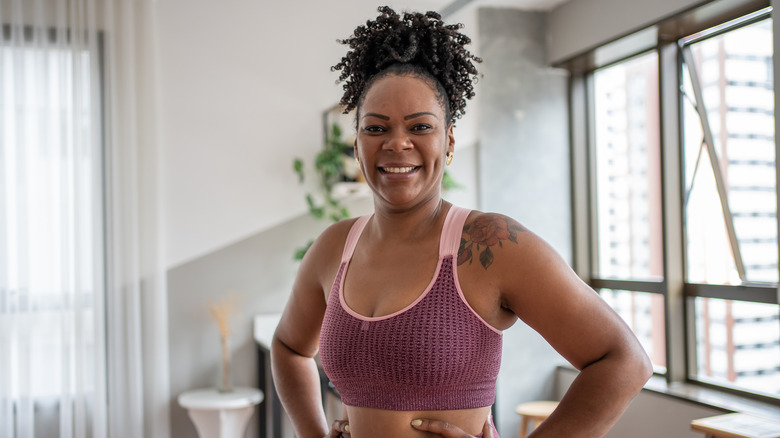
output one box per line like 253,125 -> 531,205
559,0 -> 780,405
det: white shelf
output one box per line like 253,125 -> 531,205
331,182 -> 371,201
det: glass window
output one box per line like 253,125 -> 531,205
582,7 -> 779,401
681,17 -> 780,397
682,19 -> 777,285
694,297 -> 780,396
593,53 -> 664,281
600,289 -> 667,372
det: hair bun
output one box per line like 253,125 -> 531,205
332,6 -> 481,124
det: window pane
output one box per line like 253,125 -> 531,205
600,289 -> 666,372
2,41 -> 102,403
593,53 -> 664,281
693,297 -> 780,396
682,19 -> 777,284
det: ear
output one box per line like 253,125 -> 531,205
353,138 -> 358,161
446,124 -> 455,155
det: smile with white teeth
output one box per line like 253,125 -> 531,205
381,166 -> 418,173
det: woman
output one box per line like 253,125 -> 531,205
271,7 -> 652,438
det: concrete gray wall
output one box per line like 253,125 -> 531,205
476,8 -> 571,437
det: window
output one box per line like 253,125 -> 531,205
592,52 -> 667,372
567,1 -> 780,403
681,16 -> 780,396
1,24 -> 106,432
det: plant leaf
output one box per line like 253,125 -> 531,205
294,240 -> 314,261
332,123 -> 342,139
293,158 -> 304,183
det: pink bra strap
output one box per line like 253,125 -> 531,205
440,206 -> 472,256
341,215 -> 372,262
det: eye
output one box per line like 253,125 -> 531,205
410,124 -> 432,132
363,125 -> 386,134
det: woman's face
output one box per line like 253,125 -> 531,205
355,74 -> 454,211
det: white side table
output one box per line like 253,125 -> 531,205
178,387 -> 264,438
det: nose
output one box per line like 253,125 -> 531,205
383,130 -> 413,152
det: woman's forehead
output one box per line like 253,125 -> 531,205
361,75 -> 445,115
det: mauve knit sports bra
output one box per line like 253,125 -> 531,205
319,206 -> 503,411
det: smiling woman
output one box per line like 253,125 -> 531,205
271,6 -> 652,438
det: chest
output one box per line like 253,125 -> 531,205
342,244 -> 440,318
319,256 -> 503,410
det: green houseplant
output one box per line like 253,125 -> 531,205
293,122 -> 354,260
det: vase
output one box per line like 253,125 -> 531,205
218,334 -> 233,393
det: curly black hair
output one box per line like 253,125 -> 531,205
332,6 -> 481,125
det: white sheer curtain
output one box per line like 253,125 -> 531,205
0,0 -> 170,437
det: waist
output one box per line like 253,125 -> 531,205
343,405 -> 492,438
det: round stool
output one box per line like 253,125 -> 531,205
515,401 -> 558,438
178,387 -> 263,438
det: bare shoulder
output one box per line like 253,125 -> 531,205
303,217 -> 361,288
457,211 -> 531,270
309,217 -> 359,257
457,211 -> 578,308
274,216 -> 362,358
455,211 -> 540,330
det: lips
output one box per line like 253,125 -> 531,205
379,166 -> 421,174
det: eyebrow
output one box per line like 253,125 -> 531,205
404,112 -> 438,120
361,112 -> 438,120
362,112 -> 389,120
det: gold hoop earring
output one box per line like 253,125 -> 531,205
355,155 -> 359,164
445,152 -> 454,166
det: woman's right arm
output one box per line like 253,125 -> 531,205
271,221 -> 352,438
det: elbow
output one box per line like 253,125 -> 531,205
632,346 -> 654,390
641,352 -> 653,381
270,331 -> 316,364
270,332 -> 294,369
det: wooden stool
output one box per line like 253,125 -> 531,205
515,401 -> 559,438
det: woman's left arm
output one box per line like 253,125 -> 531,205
492,215 -> 653,437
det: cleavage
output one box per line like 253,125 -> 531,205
342,247 -> 439,318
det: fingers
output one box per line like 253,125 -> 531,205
481,415 -> 494,438
326,419 -> 350,437
410,418 -> 475,437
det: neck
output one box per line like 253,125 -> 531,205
369,196 -> 449,243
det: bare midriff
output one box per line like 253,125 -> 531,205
343,405 -> 492,437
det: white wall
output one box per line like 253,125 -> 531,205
156,0 -> 478,268
156,0 -> 369,268
547,0 -> 709,64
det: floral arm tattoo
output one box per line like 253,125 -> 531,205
458,214 -> 525,269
